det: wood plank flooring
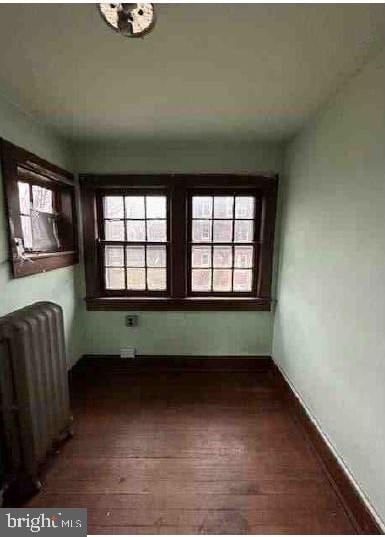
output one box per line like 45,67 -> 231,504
25,358 -> 356,534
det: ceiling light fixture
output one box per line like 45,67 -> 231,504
99,3 -> 156,38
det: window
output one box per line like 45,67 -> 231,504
100,193 -> 168,294
1,139 -> 78,278
189,194 -> 258,295
80,175 -> 277,311
18,181 -> 59,252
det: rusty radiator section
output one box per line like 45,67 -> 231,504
0,301 -> 72,504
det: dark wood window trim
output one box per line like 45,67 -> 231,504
80,174 -> 278,311
1,139 -> 78,278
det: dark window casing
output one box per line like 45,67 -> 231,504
80,174 -> 278,311
1,139 -> 78,278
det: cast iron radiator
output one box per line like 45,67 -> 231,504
0,301 -> 73,504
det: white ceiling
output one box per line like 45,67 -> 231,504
0,3 -> 384,143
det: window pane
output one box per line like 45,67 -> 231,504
18,182 -> 30,214
213,246 -> 232,268
234,246 -> 253,268
233,269 -> 253,291
125,196 -> 145,219
214,196 -> 233,219
127,268 -> 146,290
105,246 -> 124,267
126,220 -> 145,242
213,269 -> 232,291
191,246 -> 211,268
126,246 -> 145,267
147,268 -> 167,290
147,220 -> 167,242
104,196 -> 124,219
105,220 -> 125,241
147,245 -> 166,267
213,220 -> 233,242
21,215 -> 33,249
192,196 -> 212,219
105,268 -> 125,289
32,185 -> 53,213
31,212 -> 59,251
192,269 -> 211,291
235,197 -> 255,219
192,220 -> 212,242
234,220 -> 254,242
147,196 -> 166,219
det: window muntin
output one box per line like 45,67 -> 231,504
190,195 -> 257,294
81,174 -> 277,311
101,194 -> 168,293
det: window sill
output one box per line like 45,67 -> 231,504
85,296 -> 272,311
24,250 -> 77,260
13,251 -> 78,278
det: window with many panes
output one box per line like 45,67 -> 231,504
81,175 -> 277,310
100,193 -> 168,294
189,194 -> 258,295
1,139 -> 78,278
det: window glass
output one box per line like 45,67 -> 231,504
105,220 -> 125,241
191,195 -> 255,293
105,268 -> 125,289
18,182 -> 58,251
192,269 -> 211,292
102,194 -> 168,291
104,196 -> 124,219
126,246 -> 145,267
127,268 -> 146,290
125,196 -> 145,219
18,182 -> 30,214
192,246 -> 212,268
147,196 -> 166,219
192,196 -> 212,219
32,185 -> 53,213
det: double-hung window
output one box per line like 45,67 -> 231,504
189,193 -> 259,295
81,175 -> 277,311
100,192 -> 169,294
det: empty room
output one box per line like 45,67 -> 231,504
0,2 -> 384,535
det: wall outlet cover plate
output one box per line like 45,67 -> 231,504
120,347 -> 136,359
125,315 -> 139,327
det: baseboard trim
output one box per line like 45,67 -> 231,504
271,362 -> 383,535
77,354 -> 273,372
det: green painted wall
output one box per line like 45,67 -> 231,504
75,139 -> 283,356
273,50 -> 385,525
0,95 -> 81,367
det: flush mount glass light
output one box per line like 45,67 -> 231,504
99,3 -> 155,38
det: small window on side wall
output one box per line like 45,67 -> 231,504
1,139 -> 78,278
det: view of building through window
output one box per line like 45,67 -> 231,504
191,195 -> 256,293
102,195 -> 168,291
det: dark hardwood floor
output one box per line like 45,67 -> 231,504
26,357 -> 356,534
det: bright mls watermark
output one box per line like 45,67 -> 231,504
0,509 -> 87,536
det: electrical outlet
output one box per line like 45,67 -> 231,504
125,315 -> 138,327
120,347 -> 136,359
